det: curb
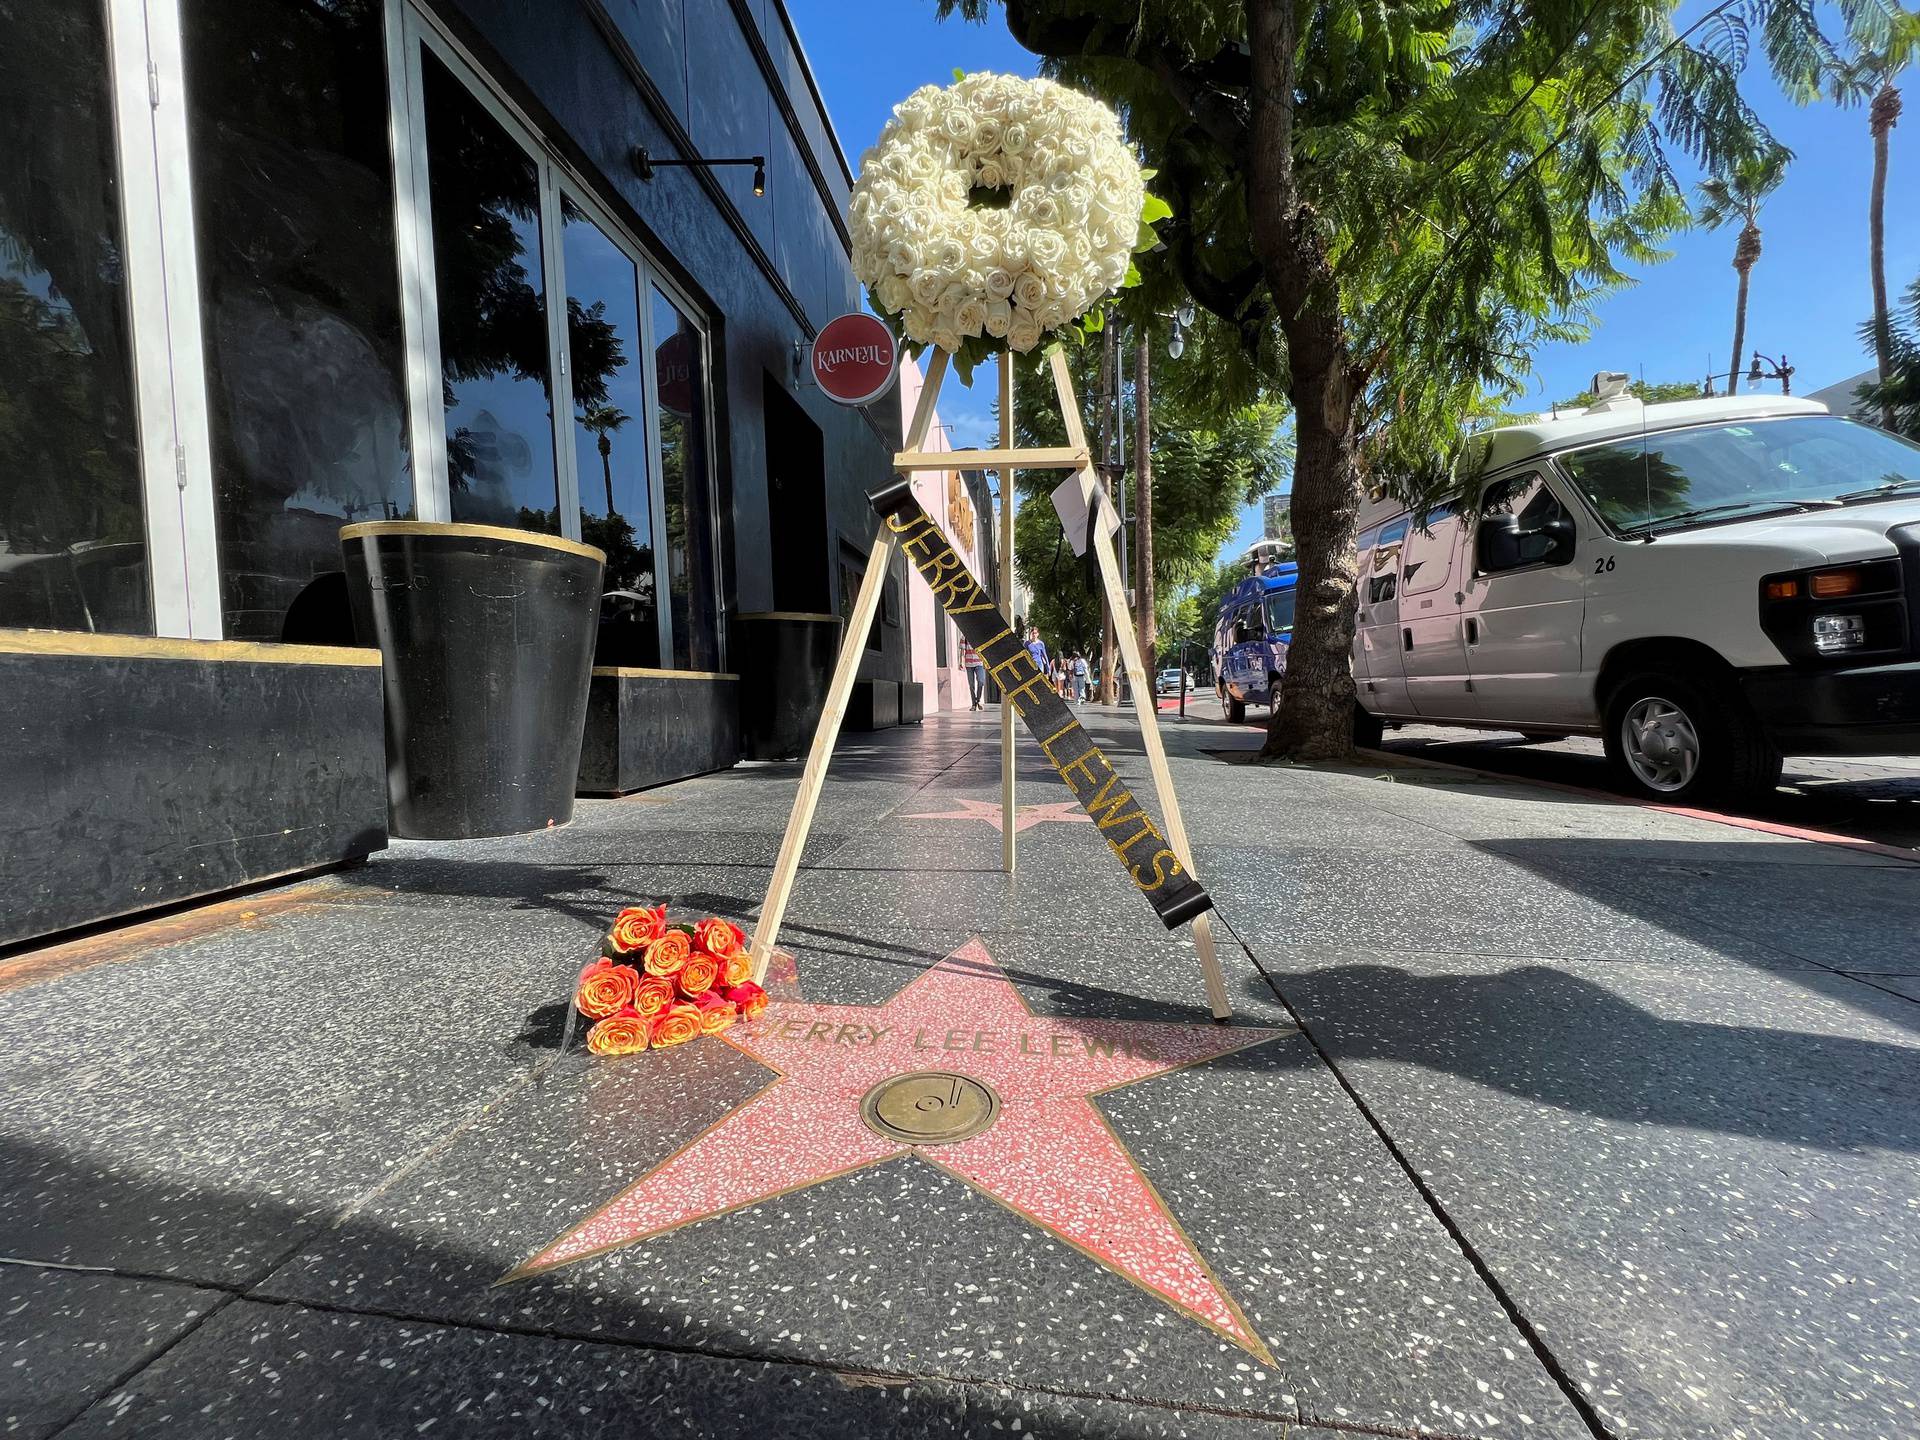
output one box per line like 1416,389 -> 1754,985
1354,745 -> 1920,867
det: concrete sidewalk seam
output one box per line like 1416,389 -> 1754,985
1210,910 -> 1618,1440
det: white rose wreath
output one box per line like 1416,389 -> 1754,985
849,73 -> 1169,375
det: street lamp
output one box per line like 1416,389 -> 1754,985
631,147 -> 766,196
1747,350 -> 1795,394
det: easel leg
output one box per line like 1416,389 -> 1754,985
749,529 -> 896,983
1046,351 -> 1233,1020
998,352 -> 1016,873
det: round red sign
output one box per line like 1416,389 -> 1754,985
810,313 -> 898,407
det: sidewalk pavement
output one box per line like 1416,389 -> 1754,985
2,707 -> 1917,1440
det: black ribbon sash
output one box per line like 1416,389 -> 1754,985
869,481 -> 1212,931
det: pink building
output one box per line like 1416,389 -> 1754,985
897,358 -> 993,713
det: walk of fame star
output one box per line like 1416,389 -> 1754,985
901,797 -> 1093,833
506,939 -> 1288,1360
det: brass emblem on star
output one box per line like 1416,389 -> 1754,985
860,1070 -> 1002,1146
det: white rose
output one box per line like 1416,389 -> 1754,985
902,306 -> 935,344
1029,194 -> 1061,227
976,159 -> 1007,190
984,297 -> 1012,338
1007,315 -> 1043,352
1028,230 -> 1067,269
954,299 -> 988,337
1013,272 -> 1047,309
942,106 -> 972,142
931,326 -> 962,353
929,236 -> 966,272
965,228 -> 1000,266
875,275 -> 913,313
984,268 -> 1016,300
1038,301 -> 1066,331
972,116 -> 1003,154
886,239 -> 920,273
910,272 -> 944,308
1002,123 -> 1030,155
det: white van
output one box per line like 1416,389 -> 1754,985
1352,381 -> 1920,803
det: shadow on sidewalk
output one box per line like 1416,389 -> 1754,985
1251,959 -> 1920,1154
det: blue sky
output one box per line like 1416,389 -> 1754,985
787,0 -> 1919,562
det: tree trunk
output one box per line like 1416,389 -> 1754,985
1098,322 -> 1120,703
1728,259 -> 1751,396
1246,0 -> 1364,760
1870,82 -> 1900,429
1133,336 -> 1155,675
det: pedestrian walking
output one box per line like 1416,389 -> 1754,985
1023,625 -> 1050,680
961,639 -> 986,711
1072,652 -> 1089,702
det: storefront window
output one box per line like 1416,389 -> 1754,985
564,197 -> 660,666
182,0 -> 412,640
0,0 -> 150,634
651,287 -> 718,669
420,51 -> 560,534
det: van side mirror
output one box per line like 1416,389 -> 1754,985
1479,515 -> 1575,573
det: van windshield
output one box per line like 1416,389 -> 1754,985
1558,415 -> 1920,536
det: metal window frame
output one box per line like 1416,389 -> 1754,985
104,0 -> 221,638
388,0 -> 720,669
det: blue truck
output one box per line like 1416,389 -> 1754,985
1213,564 -> 1299,723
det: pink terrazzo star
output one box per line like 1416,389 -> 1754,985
508,939 -> 1287,1360
902,796 -> 1093,832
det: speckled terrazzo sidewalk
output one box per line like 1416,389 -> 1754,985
3,708 -> 1918,1440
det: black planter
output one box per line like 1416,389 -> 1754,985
342,522 -> 605,839
732,611 -> 841,760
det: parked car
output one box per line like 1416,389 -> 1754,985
1351,380 -> 1920,802
1155,667 -> 1192,694
1214,563 -> 1298,722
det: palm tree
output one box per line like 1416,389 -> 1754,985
578,402 -> 632,517
1696,147 -> 1791,396
1828,12 -> 1919,429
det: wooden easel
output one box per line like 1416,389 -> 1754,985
749,347 -> 1233,1021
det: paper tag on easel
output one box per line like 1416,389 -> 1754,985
1049,472 -> 1120,558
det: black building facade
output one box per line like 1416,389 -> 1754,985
0,0 -> 903,946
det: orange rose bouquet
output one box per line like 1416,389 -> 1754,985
575,904 -> 766,1058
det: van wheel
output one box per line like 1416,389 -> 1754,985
1226,692 -> 1246,724
1352,703 -> 1385,749
1267,673 -> 1283,709
1602,669 -> 1781,805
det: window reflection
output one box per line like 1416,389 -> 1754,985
0,0 -> 150,634
650,287 -> 718,669
183,0 -> 412,640
563,198 -> 659,666
421,51 -> 559,534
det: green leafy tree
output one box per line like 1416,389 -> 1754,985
1825,7 -> 1920,429
1856,267 -> 1920,437
1009,340 -> 1288,660
1696,146 -> 1791,395
941,0 -> 1859,758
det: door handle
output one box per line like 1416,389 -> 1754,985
1466,617 -> 1479,645
1402,628 -> 1413,651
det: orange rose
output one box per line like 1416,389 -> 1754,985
677,954 -> 719,998
633,973 -> 675,1017
586,1005 -> 650,1056
725,981 -> 769,1020
719,950 -> 752,986
642,929 -> 692,977
575,958 -> 640,1019
693,991 -> 738,1033
692,917 -> 739,959
605,903 -> 668,956
651,1002 -> 702,1048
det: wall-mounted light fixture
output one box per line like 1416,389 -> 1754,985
631,147 -> 765,196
